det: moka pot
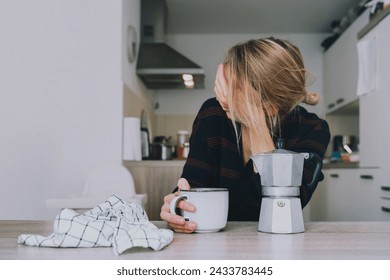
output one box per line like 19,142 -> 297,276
250,139 -> 322,233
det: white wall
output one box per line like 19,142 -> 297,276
156,33 -> 328,117
0,0 -> 126,219
122,0 -> 154,105
122,0 -> 157,136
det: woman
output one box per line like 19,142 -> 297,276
160,37 -> 331,233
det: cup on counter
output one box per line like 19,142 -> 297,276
170,188 -> 229,233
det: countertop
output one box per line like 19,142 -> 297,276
123,159 -> 186,167
322,161 -> 360,169
2,220 -> 390,260
125,159 -> 363,169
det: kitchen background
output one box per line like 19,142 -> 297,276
1,0 -> 388,221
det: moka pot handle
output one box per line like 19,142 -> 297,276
302,152 -> 323,189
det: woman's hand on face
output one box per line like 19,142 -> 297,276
214,64 -> 230,114
160,178 -> 197,233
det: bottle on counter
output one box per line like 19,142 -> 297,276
177,130 -> 190,159
182,142 -> 190,158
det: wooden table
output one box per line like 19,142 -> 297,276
1,220 -> 390,259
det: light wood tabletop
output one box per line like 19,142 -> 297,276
1,220 -> 390,260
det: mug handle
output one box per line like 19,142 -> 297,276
169,194 -> 189,216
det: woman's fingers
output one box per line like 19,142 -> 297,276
162,193 -> 195,214
177,178 -> 191,190
160,178 -> 196,233
160,202 -> 185,224
175,178 -> 195,211
168,222 -> 196,233
160,203 -> 196,233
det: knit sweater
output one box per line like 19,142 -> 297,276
181,98 -> 331,221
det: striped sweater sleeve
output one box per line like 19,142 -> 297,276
180,101 -> 225,189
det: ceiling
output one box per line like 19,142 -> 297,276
165,0 -> 364,34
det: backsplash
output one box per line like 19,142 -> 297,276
324,114 -> 359,157
155,114 -> 196,144
123,84 -> 156,135
154,113 -> 357,153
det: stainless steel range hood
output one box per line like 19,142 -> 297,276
136,0 -> 204,90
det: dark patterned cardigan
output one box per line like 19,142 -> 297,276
180,98 -> 330,221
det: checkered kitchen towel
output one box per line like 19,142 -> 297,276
18,195 -> 173,255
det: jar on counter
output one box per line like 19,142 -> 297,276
177,130 -> 190,159
177,130 -> 189,146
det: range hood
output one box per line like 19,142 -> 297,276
136,0 -> 205,90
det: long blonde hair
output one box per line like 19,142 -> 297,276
224,37 -> 318,138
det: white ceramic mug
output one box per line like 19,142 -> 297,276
170,188 -> 229,233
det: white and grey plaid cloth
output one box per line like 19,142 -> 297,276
18,195 -> 173,255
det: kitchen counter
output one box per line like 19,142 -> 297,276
2,220 -> 390,260
322,161 -> 360,169
123,159 -> 186,167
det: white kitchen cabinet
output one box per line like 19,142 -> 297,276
356,168 -> 387,220
309,168 -> 389,221
323,10 -> 369,114
310,169 -> 358,221
357,11 -> 390,220
359,90 -> 383,167
380,184 -> 390,218
358,13 -> 390,168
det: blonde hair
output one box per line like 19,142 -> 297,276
224,37 -> 318,138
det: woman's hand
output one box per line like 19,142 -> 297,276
214,64 -> 230,115
160,178 -> 197,233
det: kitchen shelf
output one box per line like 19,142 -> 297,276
358,7 -> 390,39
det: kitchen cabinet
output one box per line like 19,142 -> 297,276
309,168 -> 389,221
123,160 -> 185,220
357,168 -> 385,220
323,10 -> 369,114
357,12 -> 390,215
380,185 -> 390,216
310,169 -> 358,221
359,90 -> 382,167
358,13 -> 390,168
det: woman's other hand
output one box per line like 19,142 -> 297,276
160,178 -> 197,233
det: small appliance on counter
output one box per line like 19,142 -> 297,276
251,139 -> 322,234
331,135 -> 358,162
140,128 -> 150,160
150,136 -> 174,160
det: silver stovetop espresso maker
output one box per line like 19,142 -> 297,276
251,139 -> 322,234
